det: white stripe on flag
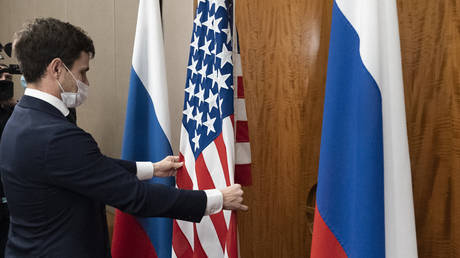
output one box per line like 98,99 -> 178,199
223,209 -> 232,228
235,142 -> 251,164
222,117 -> 235,185
234,54 -> 243,76
234,99 -> 248,121
196,216 -> 225,257
202,142 -> 229,189
180,125 -> 199,190
202,142 -> 229,237
131,0 -> 171,143
221,117 -> 235,226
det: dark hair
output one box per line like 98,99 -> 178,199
13,18 -> 95,83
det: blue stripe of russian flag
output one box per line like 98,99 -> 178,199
122,67 -> 174,258
313,1 -> 385,257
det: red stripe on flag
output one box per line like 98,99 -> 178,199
225,212 -> 238,258
177,153 -> 193,190
235,121 -> 249,142
172,220 -> 194,258
209,212 -> 229,253
237,77 -> 244,98
311,205 -> 347,258
195,155 -> 229,252
235,164 -> 252,186
214,134 -> 231,187
193,224 -> 208,258
195,154 -> 217,190
112,210 -> 158,258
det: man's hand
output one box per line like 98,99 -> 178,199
153,156 -> 183,177
220,184 -> 248,211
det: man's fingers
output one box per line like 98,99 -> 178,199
233,184 -> 241,189
239,204 -> 249,211
173,162 -> 183,169
221,183 -> 248,211
167,155 -> 179,162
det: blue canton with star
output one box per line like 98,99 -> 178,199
182,0 -> 234,159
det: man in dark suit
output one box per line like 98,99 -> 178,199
0,18 -> 247,258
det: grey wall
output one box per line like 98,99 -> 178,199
0,0 -> 194,158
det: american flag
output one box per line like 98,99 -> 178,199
172,0 -> 251,257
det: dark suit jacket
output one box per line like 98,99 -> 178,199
0,95 -> 207,258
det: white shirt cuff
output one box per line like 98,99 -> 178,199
136,162 -> 154,181
204,189 -> 223,215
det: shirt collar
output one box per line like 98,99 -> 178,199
24,88 -> 70,117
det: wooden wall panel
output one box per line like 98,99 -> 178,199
397,0 -> 460,257
236,0 -> 333,257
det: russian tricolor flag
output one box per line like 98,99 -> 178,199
311,1 -> 418,258
111,0 -> 174,257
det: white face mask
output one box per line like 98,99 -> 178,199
56,63 -> 89,108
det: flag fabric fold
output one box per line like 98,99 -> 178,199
311,1 -> 418,258
172,0 -> 251,257
111,0 -> 174,257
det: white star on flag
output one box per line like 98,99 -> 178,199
195,85 -> 205,106
216,70 -> 230,92
203,113 -> 216,135
192,130 -> 200,150
200,38 -> 212,58
194,109 -> 203,129
198,62 -> 208,83
182,102 -> 194,123
202,15 -> 214,35
208,67 -> 218,87
212,17 -> 223,33
190,33 -> 200,55
187,57 -> 198,76
205,90 -> 218,112
194,12 -> 202,28
217,43 -> 232,68
184,79 -> 196,101
214,0 -> 227,12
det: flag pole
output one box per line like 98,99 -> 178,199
159,0 -> 162,18
232,0 -> 237,130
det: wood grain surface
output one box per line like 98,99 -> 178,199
398,0 -> 460,257
235,0 -> 332,256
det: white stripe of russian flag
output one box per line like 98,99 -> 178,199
131,0 -> 171,143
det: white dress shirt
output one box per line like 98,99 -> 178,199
24,88 -> 223,215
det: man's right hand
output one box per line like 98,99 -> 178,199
220,184 -> 248,211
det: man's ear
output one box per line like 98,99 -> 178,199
48,58 -> 63,79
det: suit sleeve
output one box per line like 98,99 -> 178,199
45,126 -> 207,222
106,158 -> 137,174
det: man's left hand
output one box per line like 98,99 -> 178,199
153,156 -> 183,177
